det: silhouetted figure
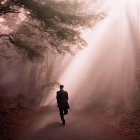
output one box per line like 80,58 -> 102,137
56,85 -> 69,125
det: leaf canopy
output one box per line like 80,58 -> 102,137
0,0 -> 104,61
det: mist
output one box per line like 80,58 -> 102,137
44,0 -> 140,115
0,0 -> 140,114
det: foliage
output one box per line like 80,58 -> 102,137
0,0 -> 104,61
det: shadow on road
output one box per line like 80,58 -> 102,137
45,122 -> 63,128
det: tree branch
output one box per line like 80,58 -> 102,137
0,34 -> 18,46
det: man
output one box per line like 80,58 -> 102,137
56,85 -> 69,125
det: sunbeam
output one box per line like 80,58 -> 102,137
44,0 -> 139,112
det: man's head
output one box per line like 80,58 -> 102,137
60,85 -> 64,90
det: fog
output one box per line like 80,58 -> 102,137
0,0 -> 140,114
44,0 -> 140,113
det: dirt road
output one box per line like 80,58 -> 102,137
18,107 -> 122,140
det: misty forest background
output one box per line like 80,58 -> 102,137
0,0 -> 140,140
0,0 -> 104,104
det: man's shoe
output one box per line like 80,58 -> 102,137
63,112 -> 68,115
63,110 -> 68,115
62,120 -> 65,125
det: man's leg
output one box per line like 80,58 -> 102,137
59,107 -> 65,125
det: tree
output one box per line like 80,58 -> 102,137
0,0 -> 104,61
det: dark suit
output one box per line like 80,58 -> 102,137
56,89 -> 69,123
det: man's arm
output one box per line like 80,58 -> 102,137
56,92 -> 60,104
66,92 -> 68,101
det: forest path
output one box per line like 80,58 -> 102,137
18,106 -> 120,140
